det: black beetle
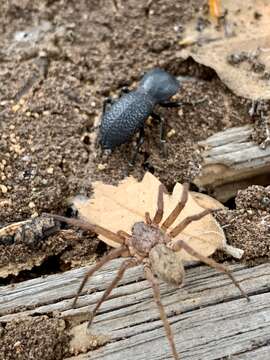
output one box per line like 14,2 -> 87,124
98,68 -> 181,164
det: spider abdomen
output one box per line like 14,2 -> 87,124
149,244 -> 185,286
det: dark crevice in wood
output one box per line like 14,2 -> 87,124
226,339 -> 270,357
0,254 -> 63,286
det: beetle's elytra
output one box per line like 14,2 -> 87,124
99,68 -> 180,156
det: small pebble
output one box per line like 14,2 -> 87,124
13,341 -> 21,348
178,109 -> 183,116
11,104 -> 20,112
0,184 -> 8,193
97,163 -> 107,171
167,129 -> 176,138
28,201 -> 36,209
47,167 -> 54,174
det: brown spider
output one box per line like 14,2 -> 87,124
51,183 -> 249,360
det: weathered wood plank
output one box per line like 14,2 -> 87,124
1,260 -> 270,359
194,125 -> 270,201
66,292 -> 270,360
0,260 -> 269,320
235,345 -> 270,359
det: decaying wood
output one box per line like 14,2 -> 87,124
1,258 -> 270,359
194,125 -> 270,202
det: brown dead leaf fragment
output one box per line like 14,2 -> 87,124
72,172 -> 243,261
179,0 -> 270,100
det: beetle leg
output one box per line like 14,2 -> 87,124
129,127 -> 145,166
151,111 -> 167,157
159,119 -> 167,157
161,98 -> 210,108
119,86 -> 130,97
102,97 -> 115,114
98,97 -> 116,149
159,101 -> 182,108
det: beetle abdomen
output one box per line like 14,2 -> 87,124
99,91 -> 154,150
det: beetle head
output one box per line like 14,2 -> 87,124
139,68 -> 180,103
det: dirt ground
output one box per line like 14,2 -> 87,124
0,1 -> 270,359
0,316 -> 70,360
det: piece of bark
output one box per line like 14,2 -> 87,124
1,259 -> 270,359
194,125 -> 270,202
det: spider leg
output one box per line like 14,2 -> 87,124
145,212 -> 152,225
172,240 -> 249,301
88,258 -> 137,327
144,266 -> 180,360
153,184 -> 166,225
161,183 -> 189,232
72,246 -> 126,308
117,230 -> 131,240
169,208 -> 215,238
47,214 -> 124,245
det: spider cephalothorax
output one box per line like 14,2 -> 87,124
129,221 -> 170,255
51,183 -> 249,360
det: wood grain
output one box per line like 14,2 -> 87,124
194,125 -> 270,201
1,258 -> 270,359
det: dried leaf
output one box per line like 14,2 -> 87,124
190,191 -> 225,210
72,172 -> 243,262
178,0 -> 270,100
